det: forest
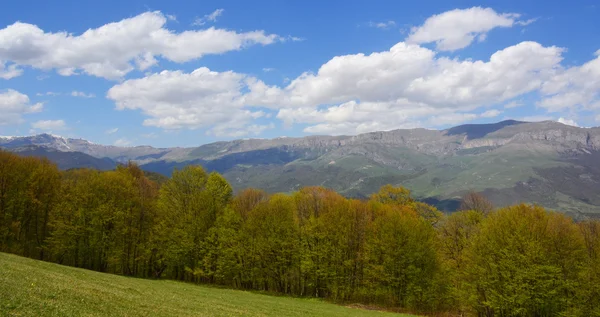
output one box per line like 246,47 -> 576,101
1,150 -> 600,317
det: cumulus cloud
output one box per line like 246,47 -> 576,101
0,89 -> 43,125
71,91 -> 96,98
242,41 -> 564,134
101,7 -> 598,137
212,123 -> 275,137
557,117 -> 580,127
192,9 -> 225,26
106,38 -> 576,136
247,41 -> 562,109
107,67 -> 271,137
538,51 -> 600,112
276,100 -> 435,134
105,127 -> 119,134
31,119 -> 66,130
405,7 -> 529,51
0,11 -> 280,79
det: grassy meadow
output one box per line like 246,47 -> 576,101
0,252 -> 415,317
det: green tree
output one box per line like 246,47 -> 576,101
364,204 -> 440,310
0,151 -> 60,259
156,166 -> 233,281
575,220 -> 600,317
466,204 -> 585,317
437,210 -> 484,314
241,193 -> 299,293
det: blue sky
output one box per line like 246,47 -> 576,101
0,0 -> 599,147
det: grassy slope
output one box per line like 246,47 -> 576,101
0,252 -> 414,317
405,144 -> 563,198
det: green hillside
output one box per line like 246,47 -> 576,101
0,252 -> 413,317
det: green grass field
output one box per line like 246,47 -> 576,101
0,252 -> 415,317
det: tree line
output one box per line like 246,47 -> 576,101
1,150 -> 600,316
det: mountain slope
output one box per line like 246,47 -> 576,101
9,145 -> 117,171
3,120 -> 600,217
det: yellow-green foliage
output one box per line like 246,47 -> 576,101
465,205 -> 585,316
2,150 -> 600,316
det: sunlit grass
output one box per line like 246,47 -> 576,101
0,252 -> 415,317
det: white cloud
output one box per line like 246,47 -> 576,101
211,123 -> 275,137
245,42 -> 437,108
31,119 -> 66,130
405,7 -> 528,51
248,41 -> 562,109
538,52 -> 600,112
71,91 -> 96,98
114,138 -> 132,146
107,67 -> 268,137
262,67 -> 275,72
367,21 -> 396,30
98,8 -> 597,137
0,89 -> 43,125
165,14 -> 177,22
242,41 -> 564,134
192,9 -> 225,26
105,127 -> 119,134
557,117 -> 579,127
276,100 -> 434,134
0,11 -> 280,79
108,38 -> 575,136
0,62 -> 23,79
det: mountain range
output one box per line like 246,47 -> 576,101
2,120 -> 600,219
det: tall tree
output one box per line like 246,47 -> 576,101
364,204 -> 440,310
466,204 -> 585,316
0,151 -> 60,259
437,210 -> 484,314
157,165 -> 210,281
241,193 -> 299,293
575,220 -> 600,317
